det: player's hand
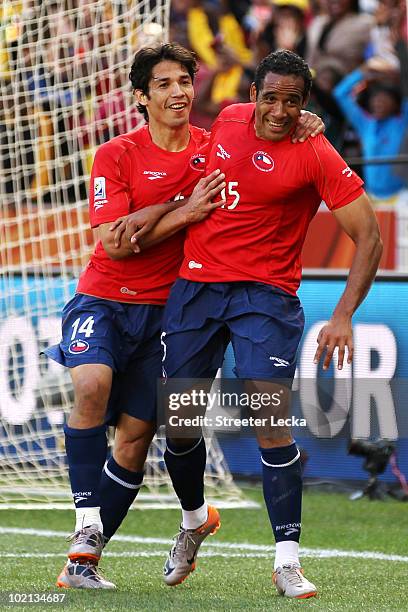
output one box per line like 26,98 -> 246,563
292,111 -> 325,143
182,169 -> 226,224
313,316 -> 354,370
109,206 -> 167,253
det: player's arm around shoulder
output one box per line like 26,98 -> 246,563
291,110 -> 325,143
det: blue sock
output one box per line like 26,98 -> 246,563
164,437 -> 206,510
260,443 -> 302,543
64,424 -> 107,508
99,456 -> 144,541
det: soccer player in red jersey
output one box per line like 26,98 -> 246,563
45,43 -> 226,590
45,43 -> 325,590
127,50 -> 382,597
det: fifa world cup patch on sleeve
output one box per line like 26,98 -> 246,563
94,177 -> 106,200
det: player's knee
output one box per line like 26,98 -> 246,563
71,376 -> 110,423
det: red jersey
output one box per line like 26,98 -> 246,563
181,103 -> 364,295
77,125 -> 209,304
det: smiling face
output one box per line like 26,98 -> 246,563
136,60 -> 194,129
250,72 -> 306,142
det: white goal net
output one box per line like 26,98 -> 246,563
0,0 -> 252,509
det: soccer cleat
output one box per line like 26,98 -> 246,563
163,505 -> 221,586
273,564 -> 317,599
67,524 -> 105,563
56,560 -> 116,589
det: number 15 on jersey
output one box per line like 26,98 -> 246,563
220,181 -> 240,210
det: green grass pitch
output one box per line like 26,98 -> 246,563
0,486 -> 407,611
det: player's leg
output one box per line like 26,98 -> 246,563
229,282 -> 316,598
66,363 -> 111,535
57,362 -> 116,589
246,379 -> 316,598
161,280 -> 228,585
99,303 -> 162,542
99,413 -> 156,542
44,294 -> 127,589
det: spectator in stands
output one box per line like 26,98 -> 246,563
366,0 -> 402,69
393,11 -> 408,186
170,0 -> 191,49
190,35 -> 252,129
307,60 -> 346,148
306,0 -> 374,77
254,0 -> 308,63
243,0 -> 274,46
187,0 -> 253,111
333,57 -> 408,200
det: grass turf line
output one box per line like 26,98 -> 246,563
0,488 -> 406,611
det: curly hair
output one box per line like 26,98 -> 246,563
254,50 -> 312,101
129,43 -> 198,121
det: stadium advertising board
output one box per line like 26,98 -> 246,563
0,275 -> 407,483
221,277 -> 408,482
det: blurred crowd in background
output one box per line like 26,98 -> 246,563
171,0 -> 408,204
0,0 -> 407,209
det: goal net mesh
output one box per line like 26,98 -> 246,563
0,0 -> 252,509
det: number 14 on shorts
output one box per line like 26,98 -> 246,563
71,316 -> 95,340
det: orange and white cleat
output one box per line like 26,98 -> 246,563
163,505 -> 221,586
57,560 -> 116,589
67,524 -> 105,563
273,564 -> 317,599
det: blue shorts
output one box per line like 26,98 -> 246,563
44,293 -> 163,423
162,280 -> 304,381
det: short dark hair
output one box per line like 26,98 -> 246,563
369,82 -> 402,111
253,50 -> 312,101
129,43 -> 198,121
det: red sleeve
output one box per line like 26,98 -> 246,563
88,142 -> 131,228
305,134 -> 364,210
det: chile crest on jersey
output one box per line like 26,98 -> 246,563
252,151 -> 274,172
190,153 -> 206,172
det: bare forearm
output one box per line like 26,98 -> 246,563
137,207 -> 189,249
101,200 -> 186,259
135,170 -> 226,250
332,234 -> 383,318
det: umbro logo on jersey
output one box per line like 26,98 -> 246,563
269,356 -> 289,367
252,151 -> 274,172
342,166 -> 352,177
216,144 -> 231,160
94,177 -> 106,200
143,171 -> 167,180
188,260 -> 203,269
